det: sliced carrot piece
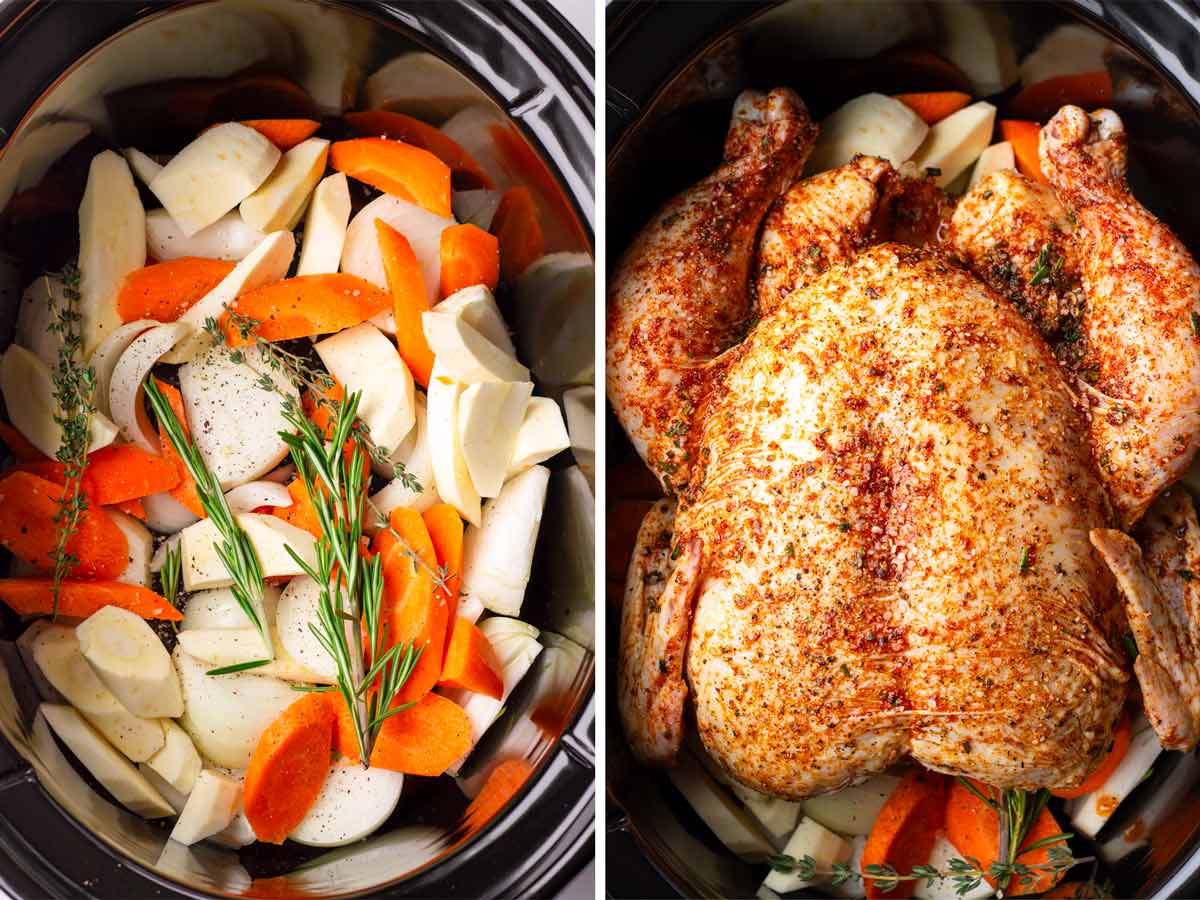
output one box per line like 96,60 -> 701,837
273,478 -> 322,540
153,378 -> 206,519
1007,72 -> 1113,123
423,503 -> 463,636
439,616 -> 503,699
945,779 -> 1068,896
330,137 -> 452,217
240,118 -> 321,151
893,91 -> 972,125
116,257 -> 235,323
331,691 -> 471,776
862,768 -> 946,899
344,110 -> 494,189
1052,712 -> 1132,798
376,220 -> 434,387
302,379 -> 344,442
223,273 -> 391,346
0,421 -> 48,462
463,759 -> 532,831
999,119 -> 1048,185
0,578 -> 181,620
243,693 -> 335,844
372,507 -> 447,703
82,444 -> 180,505
110,497 -> 146,521
440,223 -> 500,298
0,471 -> 128,579
490,186 -> 544,282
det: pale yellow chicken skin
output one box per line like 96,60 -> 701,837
611,93 -> 1200,798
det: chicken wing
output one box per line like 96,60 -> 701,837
1042,106 -> 1200,527
606,88 -> 815,490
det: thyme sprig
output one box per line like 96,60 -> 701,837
1028,244 -> 1064,288
46,264 -> 95,618
144,378 -> 271,670
278,388 -> 421,765
202,313 -> 421,493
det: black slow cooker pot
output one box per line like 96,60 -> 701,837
0,1 -> 595,898
606,2 -> 1200,898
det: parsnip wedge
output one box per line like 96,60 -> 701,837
31,624 -> 165,761
108,321 -> 192,452
314,322 -> 415,454
17,275 -> 66,369
514,252 -> 595,387
180,512 -> 317,592
341,193 -> 452,302
178,343 -> 298,488
762,817 -> 852,894
507,396 -> 570,475
88,318 -> 158,420
297,172 -> 351,276
149,123 -> 280,236
807,93 -> 928,174
77,605 -> 183,718
370,393 -> 440,516
458,381 -> 533,498
124,148 -> 164,186
422,310 -> 529,384
170,769 -> 242,845
138,763 -> 188,814
108,509 -> 152,588
425,362 -> 480,526
460,465 -> 549,617
434,284 -> 516,356
667,750 -> 774,862
239,137 -> 330,232
909,101 -> 997,188
39,704 -> 173,819
969,141 -> 1016,189
289,765 -> 404,847
163,229 -> 295,363
174,647 -> 296,769
146,720 -> 202,795
146,209 -> 267,263
78,150 -> 146,356
0,344 -> 117,459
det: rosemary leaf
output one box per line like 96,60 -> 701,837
207,659 -> 270,676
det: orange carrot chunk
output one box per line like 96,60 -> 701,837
862,768 -> 947,900
999,119 -> 1047,185
116,258 -> 235,323
239,118 -> 321,151
372,507 -> 447,703
344,110 -> 494,189
0,471 -> 128,579
223,273 -> 391,346
376,220 -> 434,387
331,691 -> 472,776
330,137 -> 452,218
83,443 -> 180,505
273,478 -> 322,540
945,779 -> 1068,896
439,616 -> 503,700
490,186 -> 544,282
893,91 -> 972,125
1052,712 -> 1132,798
0,578 -> 181,620
440,223 -> 500,298
1007,72 -> 1113,123
243,693 -> 335,844
423,503 -> 464,642
110,498 -> 147,521
153,379 -> 206,519
0,421 -> 48,462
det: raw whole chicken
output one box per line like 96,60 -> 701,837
609,89 -> 1200,799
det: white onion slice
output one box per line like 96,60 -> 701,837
108,322 -> 192,452
223,481 -> 293,513
88,318 -> 158,419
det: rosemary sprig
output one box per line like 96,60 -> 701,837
278,388 -> 420,764
202,313 -> 421,492
46,264 -> 95,619
1028,244 -> 1064,288
160,541 -> 182,609
144,379 -> 271,668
